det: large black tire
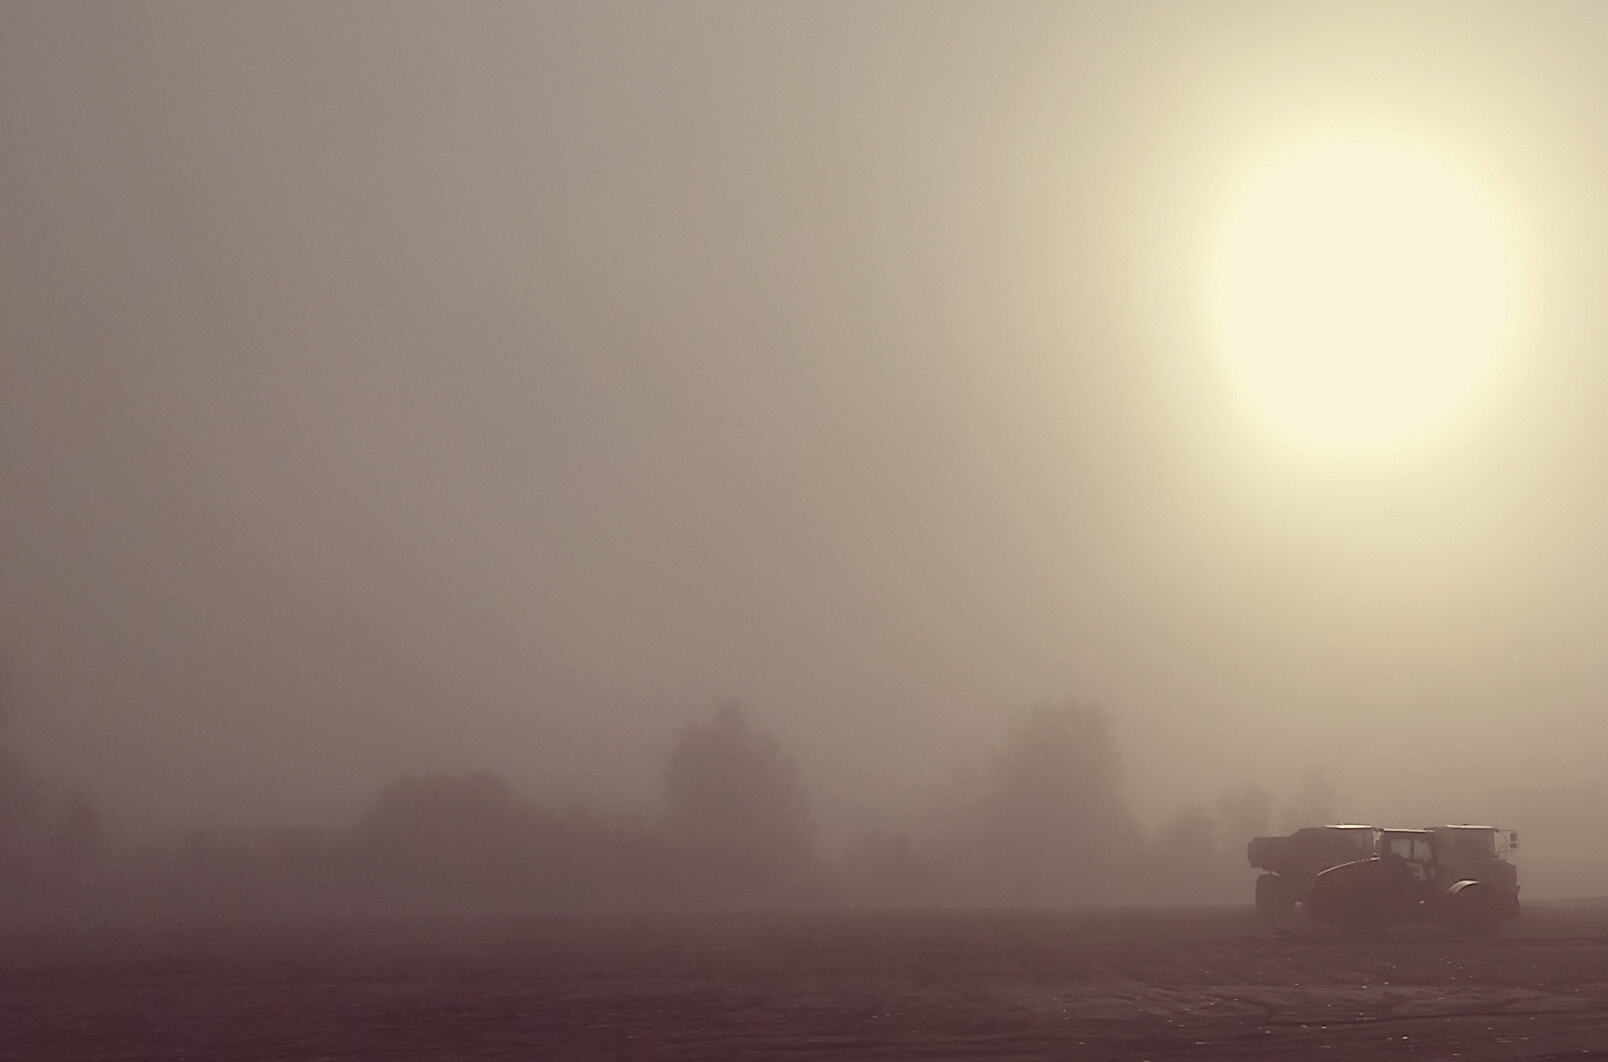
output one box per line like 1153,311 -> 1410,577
1444,882 -> 1510,937
1255,873 -> 1296,920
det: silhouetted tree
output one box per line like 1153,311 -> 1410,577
923,701 -> 1142,905
1278,769 -> 1337,833
0,746 -> 44,918
661,702 -> 815,903
36,791 -> 114,919
1206,782 -> 1274,893
0,666 -> 29,916
0,740 -> 119,924
1148,804 -> 1222,901
1217,784 -> 1274,849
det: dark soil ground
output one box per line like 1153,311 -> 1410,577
6,902 -> 1608,1060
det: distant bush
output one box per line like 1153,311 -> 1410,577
340,773 -> 665,914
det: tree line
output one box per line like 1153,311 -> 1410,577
0,701 -> 1334,925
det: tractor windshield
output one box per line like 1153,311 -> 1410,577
1446,828 -> 1497,861
1384,833 -> 1434,865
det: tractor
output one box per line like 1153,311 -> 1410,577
1304,825 -> 1520,937
1247,824 -> 1376,918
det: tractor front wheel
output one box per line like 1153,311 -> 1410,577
1255,874 -> 1296,920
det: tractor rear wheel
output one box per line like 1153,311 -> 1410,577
1444,882 -> 1510,937
1255,874 -> 1295,920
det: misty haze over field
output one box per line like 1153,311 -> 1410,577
5,1 -> 1608,915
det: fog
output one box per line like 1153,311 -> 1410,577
4,2 -> 1608,913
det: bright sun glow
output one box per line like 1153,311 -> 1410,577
1213,137 -> 1510,448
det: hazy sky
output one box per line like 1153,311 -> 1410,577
3,1 -> 1607,840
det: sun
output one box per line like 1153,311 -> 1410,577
1212,137 -> 1511,449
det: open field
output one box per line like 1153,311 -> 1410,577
6,903 -> 1608,1060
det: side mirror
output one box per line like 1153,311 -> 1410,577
1509,831 -> 1519,850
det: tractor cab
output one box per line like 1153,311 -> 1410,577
1431,825 -> 1517,860
1437,825 -> 1498,860
1430,825 -> 1520,891
1377,828 -> 1437,887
